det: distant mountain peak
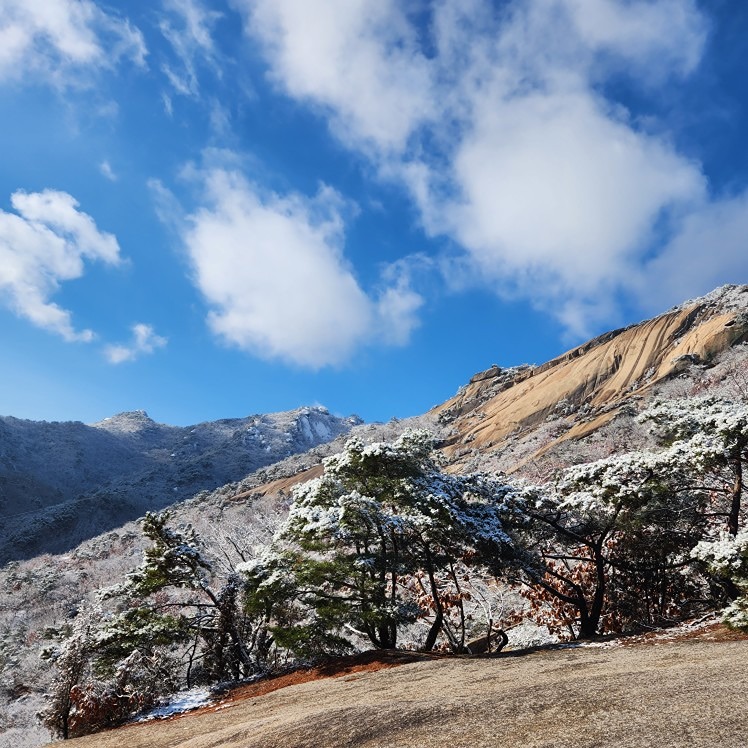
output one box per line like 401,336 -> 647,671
1,404 -> 364,561
91,410 -> 158,433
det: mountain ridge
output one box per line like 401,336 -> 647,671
435,284 -> 748,470
0,406 -> 362,562
4,285 -> 746,563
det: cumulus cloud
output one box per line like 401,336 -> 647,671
232,0 -> 433,154
178,168 -> 422,367
422,89 -> 705,336
105,323 -> 168,364
234,0 -> 736,336
0,189 -> 121,341
0,0 -> 146,85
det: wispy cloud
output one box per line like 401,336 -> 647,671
105,323 -> 168,364
158,0 -> 221,99
231,0 -> 747,337
99,160 -> 117,181
164,167 -> 423,367
0,0 -> 146,87
637,192 -> 748,313
0,189 -> 121,341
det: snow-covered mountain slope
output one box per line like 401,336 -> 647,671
3,284 -> 748,748
0,407 -> 361,562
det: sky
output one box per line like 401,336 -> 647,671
0,0 -> 747,427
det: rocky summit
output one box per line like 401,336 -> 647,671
435,284 -> 748,470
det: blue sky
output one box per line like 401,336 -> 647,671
0,0 -> 747,426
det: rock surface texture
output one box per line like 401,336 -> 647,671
436,285 -> 748,469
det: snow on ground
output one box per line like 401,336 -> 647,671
134,688 -> 212,722
559,614 -> 721,650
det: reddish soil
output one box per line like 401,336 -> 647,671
214,650 -> 440,706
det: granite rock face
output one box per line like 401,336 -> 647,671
435,285 -> 748,469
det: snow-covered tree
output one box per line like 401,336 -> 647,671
693,530 -> 748,630
263,430 -> 512,652
41,512 -> 281,738
40,604 -> 102,739
506,441 -> 712,638
641,396 -> 748,536
98,512 -> 256,684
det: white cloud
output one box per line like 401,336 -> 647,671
233,0 -> 433,154
176,168 -> 422,367
422,89 -> 705,336
99,160 -> 117,181
563,0 -> 706,81
161,91 -> 174,117
105,323 -> 168,364
375,257 -> 427,346
0,0 -> 146,85
235,0 -> 728,336
159,0 -> 221,98
376,283 -> 423,347
0,189 -> 121,341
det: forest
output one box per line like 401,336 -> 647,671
40,394 -> 748,739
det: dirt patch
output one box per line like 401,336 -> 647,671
213,650 -> 440,705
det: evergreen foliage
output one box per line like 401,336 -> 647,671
505,396 -> 748,638
39,399 -> 748,737
248,430 -> 511,652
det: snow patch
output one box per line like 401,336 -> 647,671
134,687 -> 212,722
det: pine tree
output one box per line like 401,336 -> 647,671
267,430 -> 511,652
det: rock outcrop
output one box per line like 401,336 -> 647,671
435,285 -> 748,464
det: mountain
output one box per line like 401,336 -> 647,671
0,406 -> 361,562
434,284 -> 748,473
3,286 -> 746,562
2,284 -> 748,748
231,286 -> 748,496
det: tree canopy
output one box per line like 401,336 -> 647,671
250,429 -> 512,652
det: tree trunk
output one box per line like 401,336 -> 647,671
61,709 -> 69,741
374,624 -> 396,649
422,544 -> 444,652
728,456 -> 743,537
423,607 -> 443,652
577,605 -> 597,639
582,543 -> 607,638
